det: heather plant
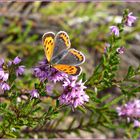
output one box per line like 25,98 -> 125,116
0,7 -> 140,139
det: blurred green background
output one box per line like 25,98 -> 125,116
0,1 -> 140,138
0,2 -> 140,77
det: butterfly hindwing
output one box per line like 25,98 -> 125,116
52,31 -> 71,59
53,64 -> 81,76
57,49 -> 85,66
42,32 -> 55,62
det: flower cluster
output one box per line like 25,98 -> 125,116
0,56 -> 25,92
0,59 -> 10,92
34,59 -> 68,83
110,12 -> 137,37
34,59 -> 89,108
59,76 -> 89,109
12,56 -> 25,77
117,100 -> 140,127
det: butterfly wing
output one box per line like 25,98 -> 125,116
53,64 -> 81,76
52,31 -> 71,60
42,32 -> 55,62
57,49 -> 85,66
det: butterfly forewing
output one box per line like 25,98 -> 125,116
53,64 -> 81,76
52,31 -> 71,60
57,49 -> 85,66
42,32 -> 55,62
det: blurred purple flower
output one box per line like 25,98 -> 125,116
0,58 -> 4,67
0,56 -> 24,92
110,26 -> 119,36
8,61 -> 12,66
34,59 -> 68,83
16,66 -> 25,76
1,82 -> 10,91
29,89 -> 39,98
0,70 -> 9,81
134,120 -> 140,127
116,46 -> 125,54
2,73 -> 9,81
46,84 -> 54,94
59,76 -> 89,109
117,100 -> 140,117
126,12 -> 137,27
13,56 -> 21,65
0,70 -> 4,80
104,43 -> 110,53
0,59 -> 10,91
117,100 -> 140,127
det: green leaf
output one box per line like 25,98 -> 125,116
125,66 -> 135,80
104,95 -> 124,108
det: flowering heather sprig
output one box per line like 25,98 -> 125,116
34,59 -> 68,83
0,56 -> 25,92
117,100 -> 140,127
110,26 -> 119,36
0,59 -> 10,92
12,57 -> 25,77
8,56 -> 25,77
59,76 -> 89,109
125,12 -> 137,27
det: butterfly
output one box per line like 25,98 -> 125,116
42,31 -> 85,76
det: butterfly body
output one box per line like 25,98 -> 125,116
42,31 -> 85,76
51,49 -> 68,64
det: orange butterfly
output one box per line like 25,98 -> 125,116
42,31 -> 85,76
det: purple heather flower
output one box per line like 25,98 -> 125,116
34,59 -> 68,83
116,46 -> 125,54
0,59 -> 10,92
104,43 -> 110,53
0,70 -> 4,80
13,56 -> 21,65
116,100 -> 140,118
46,84 -> 54,94
29,89 -> 39,98
0,71 -> 9,81
16,66 -> 25,76
117,100 -> 140,127
110,26 -> 119,36
126,12 -> 137,27
134,120 -> 140,127
1,82 -> 10,91
47,67 -> 68,83
0,58 -> 4,67
2,73 -> 9,81
59,76 -> 89,109
8,61 -> 12,66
